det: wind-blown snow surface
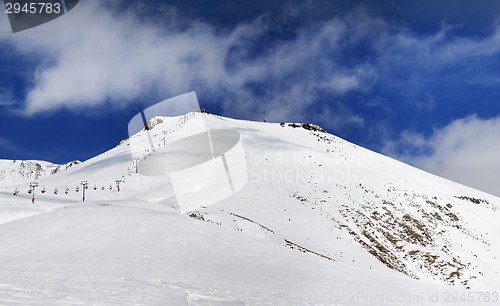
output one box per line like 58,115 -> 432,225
0,113 -> 499,305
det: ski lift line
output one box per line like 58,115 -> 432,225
29,182 -> 38,203
15,178 -> 124,200
81,181 -> 88,201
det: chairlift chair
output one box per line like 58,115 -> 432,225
41,187 -> 46,194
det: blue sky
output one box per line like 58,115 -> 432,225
1,0 -> 500,196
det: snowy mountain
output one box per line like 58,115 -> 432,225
0,159 -> 80,186
0,112 -> 499,305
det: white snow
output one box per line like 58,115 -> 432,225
0,113 -> 499,305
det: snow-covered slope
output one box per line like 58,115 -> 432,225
0,113 -> 499,305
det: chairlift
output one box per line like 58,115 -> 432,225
109,184 -> 112,190
41,187 -> 46,194
101,185 -> 105,191
65,187 -> 69,194
28,189 -> 32,194
13,188 -> 19,195
54,188 -> 58,194
94,185 -> 97,190
76,186 -> 80,192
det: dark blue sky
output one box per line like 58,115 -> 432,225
1,0 -> 500,195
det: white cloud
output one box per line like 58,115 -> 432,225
385,115 -> 500,197
0,1 -> 374,127
2,1 -> 500,150
8,2 -> 230,114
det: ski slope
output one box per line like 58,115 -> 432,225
0,113 -> 499,305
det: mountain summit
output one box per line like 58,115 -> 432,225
0,112 -> 499,304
